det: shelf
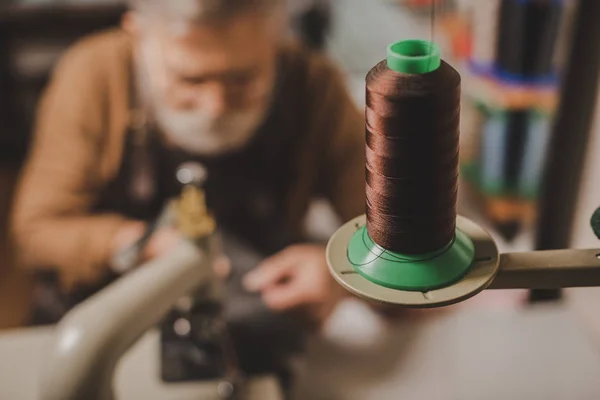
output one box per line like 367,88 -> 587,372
463,73 -> 559,112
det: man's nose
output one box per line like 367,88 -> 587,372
198,83 -> 227,118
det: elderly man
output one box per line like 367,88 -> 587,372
12,0 -> 363,378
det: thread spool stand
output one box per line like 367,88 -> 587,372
328,40 -> 496,307
327,38 -> 600,308
328,214 -> 499,308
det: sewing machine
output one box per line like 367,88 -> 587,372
0,163 -> 283,400
0,241 -> 282,400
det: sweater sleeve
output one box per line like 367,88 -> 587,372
11,40 -> 129,289
308,55 -> 366,223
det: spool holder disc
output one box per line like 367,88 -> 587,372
327,215 -> 500,308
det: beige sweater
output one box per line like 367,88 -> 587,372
12,29 -> 365,291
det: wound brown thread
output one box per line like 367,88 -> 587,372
365,59 -> 461,254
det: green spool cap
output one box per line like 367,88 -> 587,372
387,39 -> 441,74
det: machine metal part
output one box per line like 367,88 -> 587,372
39,236 -> 281,400
39,163 -> 271,399
327,214 -> 600,307
162,166 -> 243,393
39,241 -> 212,400
173,185 -> 216,241
176,162 -> 208,187
173,162 -> 215,241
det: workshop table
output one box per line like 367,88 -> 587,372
293,300 -> 600,400
2,302 -> 600,400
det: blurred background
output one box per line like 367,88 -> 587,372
1,0 -> 600,399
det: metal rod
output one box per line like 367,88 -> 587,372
535,0 -> 600,250
530,0 -> 600,301
488,248 -> 600,289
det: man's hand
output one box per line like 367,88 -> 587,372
143,227 -> 182,260
112,221 -> 182,260
110,221 -> 147,258
110,222 -> 182,271
243,244 -> 345,327
111,221 -> 231,277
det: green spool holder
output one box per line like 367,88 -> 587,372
591,207 -> 600,240
348,227 -> 475,291
348,39 -> 475,292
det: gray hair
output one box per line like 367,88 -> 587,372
127,0 -> 283,23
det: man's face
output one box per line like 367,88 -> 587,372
136,13 -> 279,155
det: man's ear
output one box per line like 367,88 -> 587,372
121,11 -> 142,37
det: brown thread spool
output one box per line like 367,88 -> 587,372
365,42 -> 461,254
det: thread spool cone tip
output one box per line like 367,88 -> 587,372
387,40 -> 441,74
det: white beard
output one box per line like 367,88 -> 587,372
154,104 -> 268,156
135,38 -> 270,156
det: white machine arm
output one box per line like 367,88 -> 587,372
39,240 -> 209,400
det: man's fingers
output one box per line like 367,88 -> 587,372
243,255 -> 296,292
256,246 -> 302,271
145,228 -> 182,259
261,283 -> 307,311
261,267 -> 321,312
213,256 -> 231,279
243,246 -> 306,291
